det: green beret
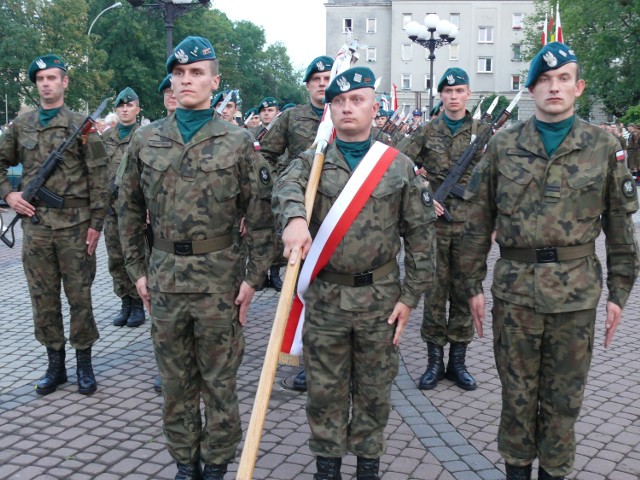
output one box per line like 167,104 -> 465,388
114,87 -> 139,107
303,56 -> 334,83
244,107 -> 258,120
212,90 -> 239,108
325,66 -> 376,103
258,97 -> 278,112
28,54 -> 66,83
281,103 -> 296,112
430,100 -> 443,117
158,74 -> 172,93
437,67 -> 469,92
166,36 -> 216,74
525,42 -> 578,88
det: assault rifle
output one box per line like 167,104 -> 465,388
0,98 -> 108,248
434,90 -> 522,222
374,107 -> 402,141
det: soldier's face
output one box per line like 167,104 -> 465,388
163,88 -> 177,113
529,63 -> 585,122
259,106 -> 278,125
35,69 -> 68,108
440,85 -> 470,118
218,101 -> 238,122
248,116 -> 261,128
115,101 -> 140,126
306,72 -> 331,108
375,116 -> 387,128
172,61 -> 221,110
330,89 -> 377,141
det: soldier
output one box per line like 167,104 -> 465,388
0,54 -> 108,395
244,108 -> 260,129
257,96 -> 279,127
374,109 -> 388,129
117,36 -> 274,480
212,89 -> 239,125
627,124 -> 640,182
411,108 -> 423,127
429,100 -> 443,120
103,87 -> 145,328
399,67 -> 490,392
462,42 -> 640,480
272,66 -> 436,480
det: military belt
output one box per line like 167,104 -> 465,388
153,234 -> 232,256
500,241 -> 595,264
317,259 -> 396,287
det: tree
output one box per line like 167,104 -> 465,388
620,105 -> 640,125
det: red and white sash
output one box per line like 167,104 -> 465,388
281,141 -> 399,356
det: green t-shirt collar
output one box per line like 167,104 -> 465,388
38,106 -> 61,127
311,104 -> 324,118
175,107 -> 214,144
336,138 -> 371,171
118,123 -> 136,141
443,113 -> 466,135
534,115 -> 575,157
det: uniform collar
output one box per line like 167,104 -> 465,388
516,116 -> 587,159
431,111 -> 472,137
156,113 -> 230,146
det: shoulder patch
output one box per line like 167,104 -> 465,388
259,166 -> 271,185
421,188 -> 432,207
616,150 -> 626,162
622,178 -> 636,198
253,140 -> 261,151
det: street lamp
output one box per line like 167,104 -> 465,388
127,0 -> 211,58
406,14 -> 458,114
88,2 -> 123,37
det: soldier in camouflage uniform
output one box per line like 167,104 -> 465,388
272,66 -> 436,480
211,89 -> 239,126
399,67 -> 490,392
0,54 -> 108,396
626,124 -> 639,181
103,87 -> 145,328
461,43 -> 640,480
117,37 -> 274,480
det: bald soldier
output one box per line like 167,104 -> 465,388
462,42 -> 639,480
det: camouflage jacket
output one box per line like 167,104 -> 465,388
461,117 -> 640,312
260,103 -> 320,175
272,138 -> 437,311
398,112 -> 490,222
117,113 -> 274,293
0,105 -> 108,231
103,124 -> 138,208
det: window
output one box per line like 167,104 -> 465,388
478,27 -> 494,43
449,44 -> 459,61
512,13 -> 523,30
402,14 -> 412,29
343,18 -> 353,33
401,74 -> 412,90
367,47 -> 377,62
402,44 -> 412,61
478,57 -> 493,73
424,74 -> 435,91
512,44 -> 522,61
450,13 -> 460,27
511,75 -> 521,91
366,18 -> 377,33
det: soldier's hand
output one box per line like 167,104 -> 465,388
604,301 -> 622,348
469,294 -> 485,337
86,228 -> 100,256
135,276 -> 152,314
239,217 -> 247,237
388,302 -> 411,346
433,200 -> 445,217
5,192 -> 35,217
282,217 -> 312,266
235,281 -> 255,326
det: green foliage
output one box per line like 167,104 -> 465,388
474,94 -> 519,123
620,105 -> 640,125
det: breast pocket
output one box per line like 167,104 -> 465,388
566,166 -> 604,220
369,177 -> 404,229
199,152 -> 241,203
312,170 -> 343,229
18,132 -> 38,155
496,158 -> 533,215
139,150 -> 173,201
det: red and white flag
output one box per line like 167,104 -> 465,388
541,12 -> 548,45
391,83 -> 398,111
555,3 -> 564,43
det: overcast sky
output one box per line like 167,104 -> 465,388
212,0 -> 327,71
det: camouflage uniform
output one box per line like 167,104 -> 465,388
626,130 -> 639,173
0,105 -> 108,351
399,112 -> 490,347
117,113 -> 274,466
102,125 -> 140,300
272,139 -> 437,458
461,118 -> 640,476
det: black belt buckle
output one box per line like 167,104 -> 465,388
536,246 -> 558,263
353,271 -> 373,287
174,241 -> 193,256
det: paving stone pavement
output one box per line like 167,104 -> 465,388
0,209 -> 639,480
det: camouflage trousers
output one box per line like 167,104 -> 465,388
22,221 -> 99,350
492,297 -> 595,477
150,290 -> 244,465
421,220 -> 473,346
303,304 -> 399,458
104,212 -> 139,299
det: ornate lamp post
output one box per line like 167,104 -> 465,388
88,2 -> 122,37
405,14 -> 458,114
127,0 -> 210,57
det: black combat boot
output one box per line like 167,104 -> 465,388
76,347 -> 97,394
202,463 -> 227,480
127,297 -> 145,327
35,348 -> 67,395
175,462 -> 202,480
539,467 -> 564,480
113,296 -> 132,327
505,463 -> 532,480
154,375 -> 162,393
270,265 -> 283,292
292,368 -> 307,391
445,343 -> 477,391
356,456 -> 380,480
314,456 -> 342,480
418,342 -> 445,390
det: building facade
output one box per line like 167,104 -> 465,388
325,0 -> 537,120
